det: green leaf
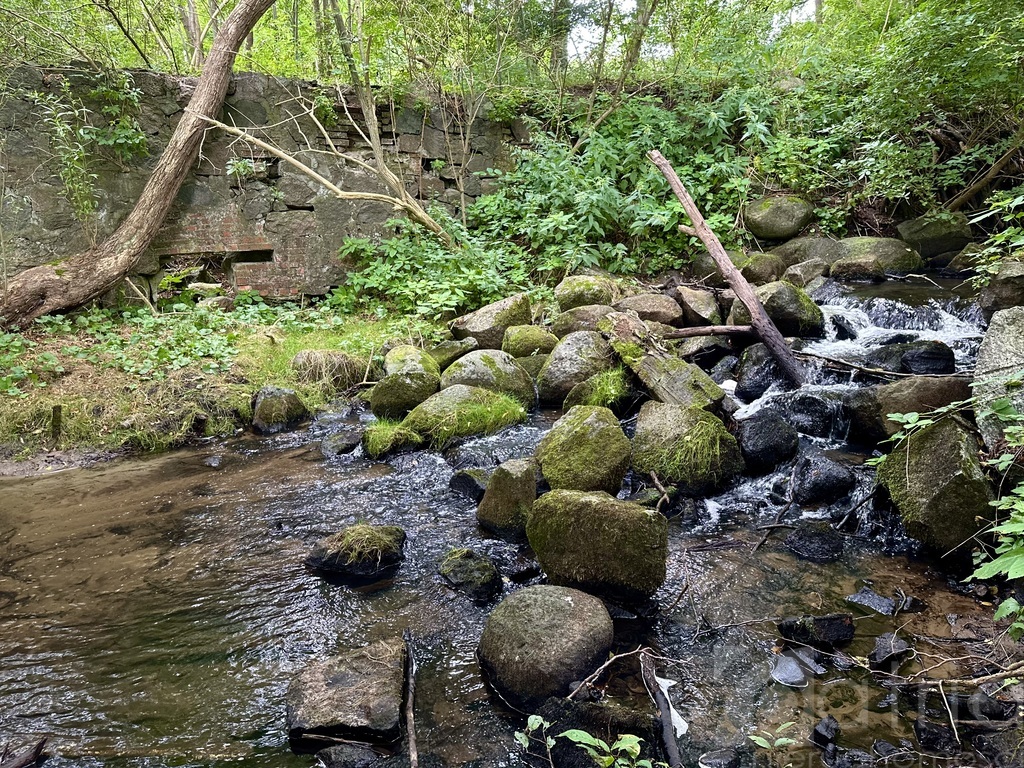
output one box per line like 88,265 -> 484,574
994,597 -> 1022,621
749,736 -> 772,750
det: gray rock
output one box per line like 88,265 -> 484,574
450,293 -> 531,349
830,237 -> 924,278
613,293 -> 685,325
369,372 -> 440,420
439,349 -> 535,406
867,632 -> 912,670
741,252 -> 787,284
864,341 -> 956,375
537,331 -> 615,405
792,454 -> 856,505
728,281 -> 825,337
846,586 -> 897,616
476,458 -> 537,539
675,286 -> 722,326
551,304 -> 616,338
744,195 -> 814,240
384,344 -> 440,377
501,325 -> 558,357
688,249 -> 749,288
778,614 -> 855,649
845,376 -> 971,446
785,524 -> 844,563
974,307 -> 1024,451
782,258 -> 828,287
516,353 -> 549,380
979,261 -> 1024,318
427,337 -> 478,372
536,406 -> 631,493
321,427 -> 365,457
252,386 -> 309,433
449,467 -> 493,502
771,237 -> 846,267
315,744 -> 380,768
897,212 -> 971,259
478,585 -> 613,707
286,638 -> 406,748
438,548 -> 502,602
528,490 -> 668,600
554,275 -> 621,311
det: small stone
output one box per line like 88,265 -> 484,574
778,614 -> 855,649
738,412 -> 799,474
792,454 -> 856,505
449,467 -> 493,502
427,337 -> 478,372
811,715 -> 841,749
845,587 -> 897,616
306,524 -> 407,583
476,458 -> 537,540
252,386 -> 309,434
913,718 -> 959,755
502,325 -> 558,357
438,548 -> 502,602
867,632 -> 912,670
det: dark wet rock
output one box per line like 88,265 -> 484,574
830,315 -> 858,341
536,697 -> 659,768
315,744 -> 381,768
845,587 -> 897,616
966,691 -> 1011,721
738,412 -> 799,474
476,458 -> 537,539
778,614 -> 855,649
671,335 -> 733,367
897,212 -> 972,259
537,331 -> 615,405
845,376 -> 972,446
449,467 -> 493,502
613,293 -> 685,325
502,325 -> 559,358
438,548 -> 502,602
632,401 -> 744,495
872,741 -> 900,759
427,337 -> 478,372
812,715 -> 841,749
709,355 -> 739,384
868,632 -> 912,670
741,252 -> 787,284
286,638 -> 406,750
728,281 -> 825,338
368,754 -> 444,768
978,261 -> 1024,318
451,293 -> 532,349
536,406 -> 630,493
676,286 -> 722,326
369,373 -> 440,420
291,349 -> 368,390
972,724 -> 1024,768
793,455 -> 856,505
488,545 -> 542,583
478,585 -> 613,708
528,490 -> 668,600
783,258 -> 829,287
864,340 -> 956,375
785,524 -> 844,563
763,390 -> 847,438
876,417 -> 993,554
735,343 -> 784,402
914,718 -> 959,755
321,427 -> 365,457
555,275 -> 621,311
306,524 -> 407,583
439,349 -> 535,406
252,386 -> 309,434
698,748 -> 740,768
744,195 -> 814,240
551,304 -> 616,338
772,236 -> 847,267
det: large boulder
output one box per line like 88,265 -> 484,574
792,454 -> 856,505
369,372 -> 440,420
974,306 -> 1024,451
384,344 -> 440,378
631,402 -> 744,494
252,386 -> 309,433
613,293 -> 684,325
876,417 -> 993,555
737,411 -> 799,474
741,252 -> 787,285
734,343 -> 785,402
863,340 -> 956,375
688,249 -> 749,288
427,337 -> 478,372
830,238 -> 924,278
286,638 -> 406,749
979,261 -> 1024,318
744,195 -> 814,240
846,376 -> 972,446
536,406 -> 631,493
401,385 -> 526,446
451,293 -> 531,349
502,325 -> 559,357
478,585 -> 613,707
675,286 -> 722,326
728,281 -> 825,338
771,237 -> 846,267
439,349 -> 535,407
476,458 -> 538,540
551,304 -> 616,338
537,331 -> 615,405
306,523 -> 407,582
528,490 -> 668,600
897,212 -> 972,259
554,275 -> 621,311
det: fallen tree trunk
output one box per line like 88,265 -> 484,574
647,151 -> 805,386
0,0 -> 277,329
661,324 -> 754,339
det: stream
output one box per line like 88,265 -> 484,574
0,278 -> 998,768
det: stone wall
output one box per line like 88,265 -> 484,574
0,66 -> 524,297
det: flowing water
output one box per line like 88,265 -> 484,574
0,278 -> 1000,768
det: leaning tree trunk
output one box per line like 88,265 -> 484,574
0,0 -> 277,329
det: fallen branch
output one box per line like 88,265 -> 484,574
794,349 -> 972,379
640,650 -> 683,768
567,648 -> 647,700
661,325 -> 755,339
0,739 -> 46,768
403,630 -> 419,768
648,151 -> 804,386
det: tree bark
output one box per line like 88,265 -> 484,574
647,150 -> 805,385
0,0 -> 277,329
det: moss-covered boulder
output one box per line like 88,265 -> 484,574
979,260 -> 1024,318
252,386 -> 309,434
831,237 -> 924,278
362,419 -> 423,458
845,376 -> 972,447
369,372 -> 440,420
744,195 -> 814,240
828,252 -> 887,281
291,350 -> 368,391
741,252 -> 787,284
675,286 -> 722,326
427,337 -> 478,372
401,384 -> 526,447
438,548 -> 502,602
527,490 -> 668,600
477,457 -> 538,540
439,349 -> 535,407
384,344 -> 440,378
306,523 -> 407,582
612,293 -> 684,325
974,306 -> 1024,451
782,258 -> 828,287
896,211 -> 972,259
563,367 -> 632,411
536,406 -> 631,493
516,354 -> 549,380
688,249 -> 749,288
478,585 -> 613,708
631,402 -> 744,494
551,304 -> 616,338
554,275 -> 621,311
876,417 -> 993,555
502,325 -> 559,357
728,281 -> 825,337
450,293 -> 532,349
771,236 -> 846,267
537,331 -> 615,405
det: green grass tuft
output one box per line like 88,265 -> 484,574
362,419 -> 423,458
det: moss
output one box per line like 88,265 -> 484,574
536,406 -> 631,493
563,367 -> 630,410
401,387 -> 526,447
332,523 -> 406,564
502,325 -> 558,357
385,344 -> 440,378
362,419 -> 423,458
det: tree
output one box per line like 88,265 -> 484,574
0,0 -> 277,329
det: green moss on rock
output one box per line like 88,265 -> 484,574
728,281 -> 824,337
477,457 -> 537,540
384,344 -> 440,378
563,367 -> 631,410
369,372 -> 440,420
536,406 -> 631,493
362,419 -> 423,458
400,384 -> 526,447
502,325 -> 559,357
554,275 -> 621,311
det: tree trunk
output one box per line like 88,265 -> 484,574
0,0 -> 277,329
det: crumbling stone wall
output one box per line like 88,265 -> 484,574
0,66 -> 524,297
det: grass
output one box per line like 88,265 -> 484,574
565,366 -> 631,409
332,523 -> 406,564
402,391 -> 526,447
362,418 -> 423,458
